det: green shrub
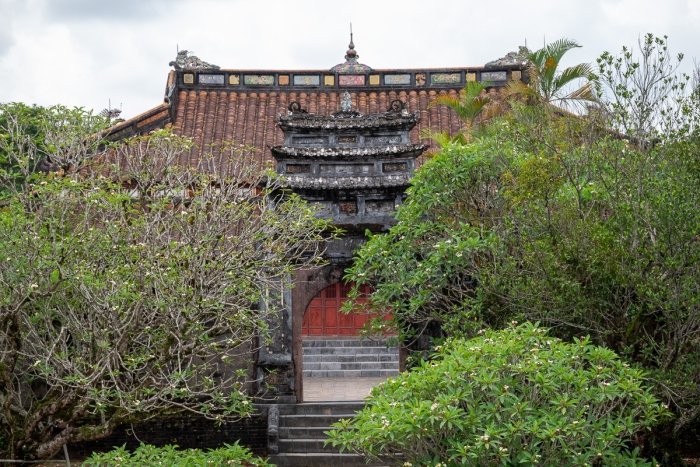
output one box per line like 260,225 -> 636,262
83,442 -> 270,467
327,322 -> 668,467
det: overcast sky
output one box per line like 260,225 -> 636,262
0,0 -> 698,119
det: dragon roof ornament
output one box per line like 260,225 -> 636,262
484,46 -> 531,68
170,50 -> 220,70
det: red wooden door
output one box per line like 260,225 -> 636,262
302,282 -> 372,336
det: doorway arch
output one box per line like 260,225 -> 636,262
302,281 -> 371,336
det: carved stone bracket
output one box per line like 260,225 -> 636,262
267,404 -> 280,454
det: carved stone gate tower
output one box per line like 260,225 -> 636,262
253,92 -> 424,401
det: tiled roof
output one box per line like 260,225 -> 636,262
107,65 -> 524,170
169,87 -> 483,168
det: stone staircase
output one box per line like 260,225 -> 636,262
302,339 -> 399,378
268,402 -> 382,467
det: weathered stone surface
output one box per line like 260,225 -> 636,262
272,143 -> 424,159
283,173 -> 412,189
277,110 -> 419,132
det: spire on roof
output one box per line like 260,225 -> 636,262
345,28 -> 358,61
330,25 -> 373,73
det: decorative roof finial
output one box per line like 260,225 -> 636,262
345,24 -> 358,61
340,91 -> 353,112
330,25 -> 373,74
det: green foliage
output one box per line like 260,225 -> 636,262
594,33 -> 698,144
345,36 -> 700,451
327,323 -> 667,467
0,105 -> 332,460
343,137 -> 505,340
84,442 -> 270,467
0,104 -> 110,195
421,82 -> 502,151
505,38 -> 595,108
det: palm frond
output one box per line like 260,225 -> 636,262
419,128 -> 454,149
559,82 -> 596,102
554,63 -> 594,91
429,81 -> 491,125
504,79 -> 537,102
543,38 -> 582,64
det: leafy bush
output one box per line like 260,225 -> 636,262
83,442 -> 269,467
327,323 -> 668,467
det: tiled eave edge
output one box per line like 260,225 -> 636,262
104,103 -> 172,142
105,71 -> 177,142
271,144 -> 425,160
282,173 -> 413,189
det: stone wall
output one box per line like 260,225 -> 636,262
68,412 -> 268,459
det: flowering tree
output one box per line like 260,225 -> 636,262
0,105 -> 331,460
327,323 -> 667,467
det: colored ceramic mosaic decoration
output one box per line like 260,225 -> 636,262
294,75 -> 321,86
466,72 -> 477,82
369,75 -> 380,85
431,73 -> 461,84
244,75 -> 275,85
199,74 -> 224,85
229,75 -> 240,85
183,74 -> 194,84
330,33 -> 373,73
279,75 -> 290,86
415,74 -> 426,86
481,71 -> 507,82
384,74 -> 411,85
324,75 -> 335,86
339,75 -> 365,86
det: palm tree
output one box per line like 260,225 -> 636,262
421,81 -> 500,151
506,38 -> 595,108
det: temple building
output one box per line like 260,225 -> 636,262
107,37 -> 527,405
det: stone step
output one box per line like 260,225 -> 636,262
302,339 -> 392,348
302,347 -> 399,356
280,438 -> 344,453
302,354 -> 399,363
268,452 -> 383,467
280,426 -> 338,439
303,369 -> 399,378
302,362 -> 398,371
277,402 -> 364,416
279,414 -> 357,427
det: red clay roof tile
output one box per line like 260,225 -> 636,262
167,89 -> 468,170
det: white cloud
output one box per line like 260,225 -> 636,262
0,0 -> 697,118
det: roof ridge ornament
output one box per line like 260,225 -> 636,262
170,50 -> 220,70
340,92 -> 353,111
332,91 -> 363,118
484,46 -> 531,68
330,25 -> 373,73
